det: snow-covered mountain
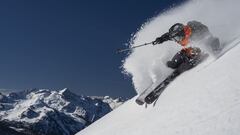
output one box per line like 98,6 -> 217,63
76,0 -> 240,135
0,88 -> 124,135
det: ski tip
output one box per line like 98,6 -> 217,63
135,99 -> 144,105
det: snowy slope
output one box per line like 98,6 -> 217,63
76,37 -> 240,135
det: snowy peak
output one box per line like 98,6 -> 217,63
0,88 -> 125,135
95,96 -> 125,109
59,88 -> 76,98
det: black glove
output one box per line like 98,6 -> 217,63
153,37 -> 165,45
153,32 -> 170,45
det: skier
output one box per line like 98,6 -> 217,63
152,21 -> 220,73
135,21 -> 221,105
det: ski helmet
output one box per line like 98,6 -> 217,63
169,23 -> 185,42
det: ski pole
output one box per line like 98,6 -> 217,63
116,41 -> 154,53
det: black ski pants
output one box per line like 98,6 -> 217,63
167,50 -> 194,74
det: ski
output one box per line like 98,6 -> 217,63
144,70 -> 180,104
135,70 -> 179,105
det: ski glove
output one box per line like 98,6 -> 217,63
153,32 -> 171,45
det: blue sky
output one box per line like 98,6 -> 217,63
0,0 -> 185,98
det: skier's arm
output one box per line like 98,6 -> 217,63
153,32 -> 171,45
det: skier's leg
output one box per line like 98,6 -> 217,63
176,64 -> 187,74
176,61 -> 195,74
167,51 -> 184,69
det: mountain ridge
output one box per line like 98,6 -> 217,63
0,88 -> 124,135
